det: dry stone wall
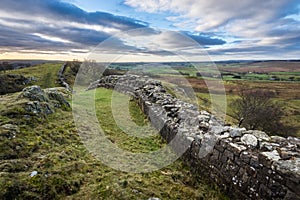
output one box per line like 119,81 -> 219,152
88,75 -> 300,200
57,63 -> 72,92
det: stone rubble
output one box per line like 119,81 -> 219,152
88,74 -> 300,200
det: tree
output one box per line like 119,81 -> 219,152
231,89 -> 284,135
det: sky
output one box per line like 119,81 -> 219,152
0,0 -> 299,61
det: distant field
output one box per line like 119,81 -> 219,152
219,61 -> 300,73
152,73 -> 300,136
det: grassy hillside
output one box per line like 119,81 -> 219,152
0,65 -> 227,199
6,63 -> 63,88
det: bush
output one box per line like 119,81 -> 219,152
231,89 -> 285,135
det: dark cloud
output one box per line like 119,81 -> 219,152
0,25 -> 71,49
0,0 -> 148,30
0,0 -> 150,54
182,32 -> 226,46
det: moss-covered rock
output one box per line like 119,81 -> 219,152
13,86 -> 71,117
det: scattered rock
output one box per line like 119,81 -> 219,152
217,132 -> 230,139
1,124 -> 20,133
30,171 -> 38,177
228,143 -> 247,155
199,121 -> 210,130
210,126 -> 230,135
0,124 -> 19,139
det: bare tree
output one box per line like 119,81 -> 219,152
231,89 -> 284,135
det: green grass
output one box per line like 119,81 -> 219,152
94,88 -> 164,153
0,87 -> 227,199
7,63 -> 63,88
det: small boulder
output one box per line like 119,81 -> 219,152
19,85 -> 48,102
241,134 -> 258,148
198,133 -> 218,158
247,130 -> 270,142
270,136 -> 287,145
30,171 -> 38,177
44,88 -> 70,108
0,124 -> 19,139
230,127 -> 246,137
25,101 -> 54,115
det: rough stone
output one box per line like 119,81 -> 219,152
270,136 -> 287,144
210,126 -> 230,135
241,134 -> 258,148
230,127 -> 246,137
247,130 -> 271,142
16,86 -> 70,116
25,101 -> 54,115
259,142 -> 274,151
198,114 -> 210,122
228,143 -> 247,156
1,124 -> 20,133
287,137 -> 300,148
198,133 -> 218,158
0,124 -> 19,139
44,88 -> 70,108
217,132 -> 230,139
260,150 -> 281,168
19,85 -> 48,102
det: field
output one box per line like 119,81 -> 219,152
112,60 -> 299,136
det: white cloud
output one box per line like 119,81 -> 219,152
33,33 -> 73,44
124,0 -> 289,31
124,0 -> 300,59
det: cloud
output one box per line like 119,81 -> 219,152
182,32 -> 226,46
0,0 -> 299,60
124,0 -> 300,59
0,0 -> 149,57
124,0 -> 299,31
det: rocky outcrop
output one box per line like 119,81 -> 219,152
17,85 -> 70,116
88,74 -> 300,200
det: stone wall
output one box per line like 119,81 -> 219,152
88,75 -> 300,200
57,63 -> 72,92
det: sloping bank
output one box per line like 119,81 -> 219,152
87,74 -> 300,200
